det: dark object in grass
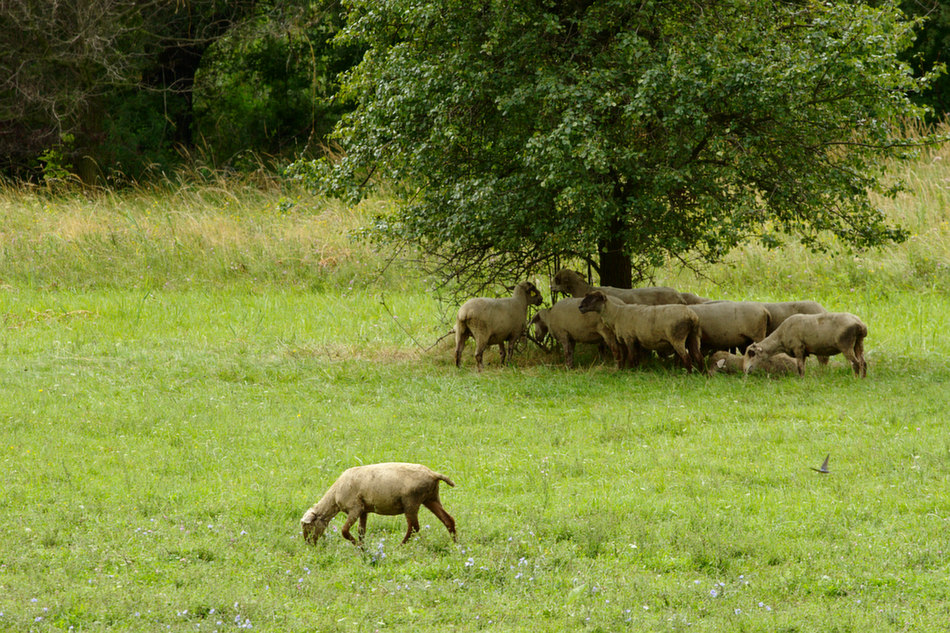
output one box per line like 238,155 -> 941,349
301,462 -> 457,546
811,454 -> 831,474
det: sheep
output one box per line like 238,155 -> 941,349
760,300 -> 828,334
301,462 -> 457,546
685,301 -> 771,355
760,299 -> 830,365
578,290 -> 704,371
680,292 -> 710,305
530,298 -> 622,368
708,350 -> 797,375
455,281 -> 544,370
550,268 -> 686,305
743,312 -> 868,377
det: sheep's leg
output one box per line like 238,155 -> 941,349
671,340 -> 692,372
358,513 -> 368,543
474,340 -> 488,371
498,340 -> 508,366
401,506 -> 422,544
625,341 -> 641,369
424,499 -> 457,541
856,338 -> 867,377
795,353 -> 806,377
564,338 -> 575,368
340,509 -> 363,545
454,327 -> 469,368
687,330 -> 705,374
842,346 -> 865,378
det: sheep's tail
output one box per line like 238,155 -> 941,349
435,472 -> 456,487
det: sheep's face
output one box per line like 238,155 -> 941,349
522,282 -> 544,306
301,515 -> 330,544
743,343 -> 767,374
578,291 -> 606,314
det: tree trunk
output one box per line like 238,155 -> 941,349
598,232 -> 632,288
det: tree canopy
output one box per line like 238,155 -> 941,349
293,0 -> 941,290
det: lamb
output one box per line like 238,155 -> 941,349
708,350 -> 797,375
685,301 -> 771,354
578,290 -> 704,371
530,298 -> 622,368
455,281 -> 544,370
550,268 -> 686,305
301,462 -> 457,546
743,312 -> 868,377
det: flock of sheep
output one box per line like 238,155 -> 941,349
454,268 -> 868,377
299,270 -> 869,547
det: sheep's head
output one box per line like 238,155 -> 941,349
530,311 -> 549,341
551,269 -> 584,294
743,343 -> 767,374
301,510 -> 330,544
520,281 -> 544,306
578,290 -> 607,314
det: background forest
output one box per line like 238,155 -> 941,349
1,0 -> 948,185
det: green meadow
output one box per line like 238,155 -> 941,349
1,146 -> 949,631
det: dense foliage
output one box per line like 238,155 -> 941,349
0,0 -> 356,181
292,0 -> 940,289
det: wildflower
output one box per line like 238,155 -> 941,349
465,557 -> 474,567
710,589 -> 719,598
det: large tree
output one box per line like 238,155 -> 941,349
293,0 -> 938,290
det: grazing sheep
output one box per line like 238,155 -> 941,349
551,268 -> 686,305
743,312 -> 868,377
760,299 -> 830,365
301,463 -> 457,546
578,290 -> 704,371
708,350 -> 797,375
686,301 -> 771,354
530,298 -> 622,368
455,281 -> 544,370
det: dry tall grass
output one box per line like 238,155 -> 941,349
0,175 -> 395,290
2,136 -> 948,295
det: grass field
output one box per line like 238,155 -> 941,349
1,150 -> 949,631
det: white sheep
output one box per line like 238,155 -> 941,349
743,312 -> 868,377
301,462 -> 457,546
686,301 -> 771,355
578,290 -> 704,371
455,281 -> 544,370
530,298 -> 622,367
551,268 -> 686,305
760,300 -> 828,334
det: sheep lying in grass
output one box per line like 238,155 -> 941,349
578,290 -> 704,371
455,281 -> 544,370
708,350 -> 797,375
551,268 -> 686,305
530,298 -> 621,368
301,463 -> 457,546
686,301 -> 771,355
743,312 -> 868,377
